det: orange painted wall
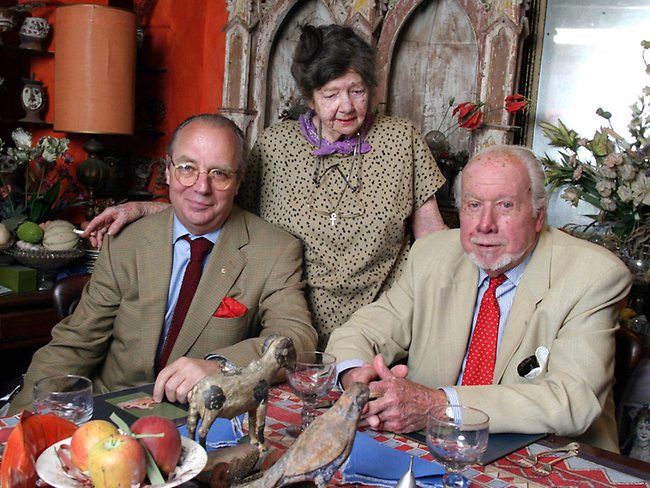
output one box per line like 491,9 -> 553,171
131,0 -> 228,156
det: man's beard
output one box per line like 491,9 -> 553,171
466,249 -> 527,273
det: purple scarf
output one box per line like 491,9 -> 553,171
299,110 -> 373,156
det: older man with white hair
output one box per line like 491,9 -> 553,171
327,144 -> 632,452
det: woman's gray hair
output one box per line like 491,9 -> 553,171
453,145 -> 548,217
167,113 -> 249,175
291,24 -> 378,101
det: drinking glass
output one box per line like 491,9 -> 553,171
285,351 -> 337,436
426,405 -> 489,487
33,375 -> 93,425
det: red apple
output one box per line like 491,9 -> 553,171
87,434 -> 146,488
131,415 -> 182,475
69,419 -> 119,472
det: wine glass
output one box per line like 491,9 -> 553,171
426,405 -> 489,487
33,374 -> 94,425
285,351 -> 337,436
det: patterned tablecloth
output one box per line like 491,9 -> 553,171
265,385 -> 650,488
2,385 -> 647,487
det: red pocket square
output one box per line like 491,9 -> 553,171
214,297 -> 247,318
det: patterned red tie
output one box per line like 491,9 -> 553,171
462,274 -> 507,386
156,236 -> 213,372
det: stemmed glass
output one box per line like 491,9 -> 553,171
33,375 -> 94,425
426,405 -> 489,487
285,351 -> 337,436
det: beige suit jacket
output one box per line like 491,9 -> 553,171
326,227 -> 632,451
11,206 -> 316,413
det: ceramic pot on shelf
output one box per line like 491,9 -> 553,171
19,16 -> 50,50
0,8 -> 16,45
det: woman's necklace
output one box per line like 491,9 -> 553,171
310,123 -> 363,226
317,153 -> 359,226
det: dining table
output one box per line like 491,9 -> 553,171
259,384 -> 650,487
2,383 -> 649,487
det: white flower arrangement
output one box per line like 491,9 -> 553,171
541,41 -> 650,260
0,128 -> 82,231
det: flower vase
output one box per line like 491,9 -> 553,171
424,130 -> 450,161
620,248 -> 650,282
19,16 -> 50,51
424,130 -> 457,204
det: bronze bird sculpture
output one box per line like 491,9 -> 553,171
187,335 -> 296,450
239,381 -> 370,488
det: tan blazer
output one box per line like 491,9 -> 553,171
326,227 -> 632,452
11,206 -> 316,413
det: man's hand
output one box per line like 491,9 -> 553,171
360,354 -> 446,433
340,354 -> 409,390
340,363 -> 379,389
153,357 -> 222,404
82,201 -> 169,249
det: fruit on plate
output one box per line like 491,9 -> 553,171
0,223 -> 11,246
44,220 -> 76,231
131,415 -> 182,475
42,220 -> 79,250
87,434 -> 147,488
16,221 -> 44,244
70,419 -> 119,472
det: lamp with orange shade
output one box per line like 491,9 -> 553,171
54,4 -> 136,219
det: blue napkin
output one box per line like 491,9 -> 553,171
178,415 -> 244,450
341,432 -> 445,487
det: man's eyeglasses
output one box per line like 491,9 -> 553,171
168,158 -> 239,191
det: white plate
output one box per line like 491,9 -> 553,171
36,436 -> 207,488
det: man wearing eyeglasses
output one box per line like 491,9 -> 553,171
9,114 -> 317,413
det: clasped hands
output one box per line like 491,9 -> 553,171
340,354 -> 448,433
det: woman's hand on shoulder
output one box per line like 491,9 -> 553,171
82,201 -> 170,249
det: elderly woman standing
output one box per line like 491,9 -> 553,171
83,24 -> 447,348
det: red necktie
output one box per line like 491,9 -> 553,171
462,274 -> 507,386
156,236 -> 213,372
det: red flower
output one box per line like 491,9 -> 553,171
505,94 -> 529,113
453,102 -> 484,130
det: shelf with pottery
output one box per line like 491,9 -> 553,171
0,118 -> 52,127
0,43 -> 53,133
0,44 -> 53,57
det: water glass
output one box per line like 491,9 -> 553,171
33,375 -> 93,425
286,351 -> 337,435
426,405 -> 489,487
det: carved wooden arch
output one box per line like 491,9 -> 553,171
246,0 -> 303,142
